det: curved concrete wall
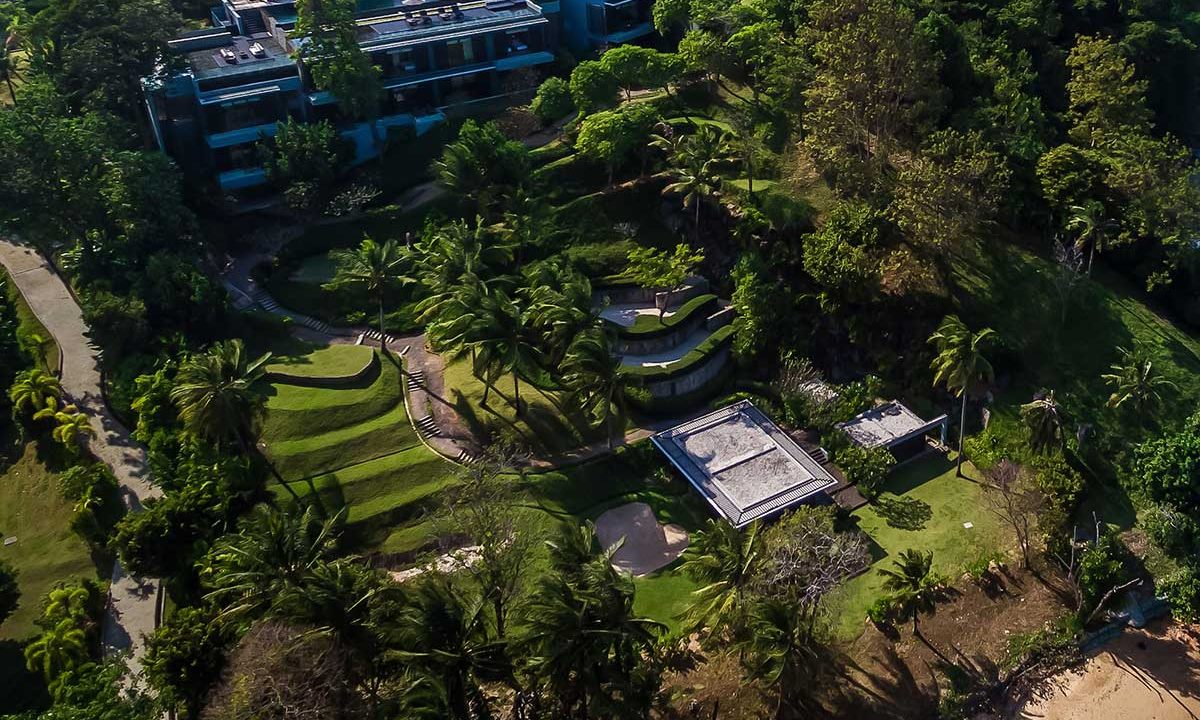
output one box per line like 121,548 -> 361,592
263,349 -> 381,388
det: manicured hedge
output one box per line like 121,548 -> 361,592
620,325 -> 735,381
625,362 -> 735,416
616,294 -> 718,339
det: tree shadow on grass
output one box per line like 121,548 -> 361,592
873,495 -> 934,531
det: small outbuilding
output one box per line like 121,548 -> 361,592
837,401 -> 948,462
651,400 -> 838,528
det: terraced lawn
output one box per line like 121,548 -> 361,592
443,358 -> 609,454
261,356 -> 403,441
266,344 -> 374,379
827,452 -> 1008,641
265,401 -> 419,481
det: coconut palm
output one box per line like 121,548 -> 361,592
561,327 -> 630,450
520,525 -> 663,718
466,289 -> 541,414
878,549 -> 950,660
523,261 -> 595,368
678,519 -> 762,636
328,235 -> 410,351
1067,202 -> 1116,276
655,124 -> 735,241
170,339 -> 271,457
929,315 -> 996,477
24,618 -> 89,689
31,397 -> 92,452
397,578 -> 504,720
1102,345 -> 1177,420
8,368 -> 62,416
1020,389 -> 1068,454
737,597 -> 821,719
204,505 -> 342,620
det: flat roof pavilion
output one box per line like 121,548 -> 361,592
838,401 -> 948,453
651,400 -> 838,528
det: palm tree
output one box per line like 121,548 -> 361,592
929,315 -> 996,477
654,124 -> 735,241
170,339 -> 271,459
1020,389 -> 1067,454
878,549 -> 950,660
466,289 -> 541,415
561,327 -> 630,450
328,235 -> 409,351
24,618 -> 89,690
520,525 -> 663,718
204,505 -> 342,620
1067,202 -> 1116,276
8,368 -> 62,416
677,519 -> 762,636
522,261 -> 595,368
737,597 -> 821,719
397,578 -> 503,720
1102,345 -> 1177,420
41,584 -> 93,627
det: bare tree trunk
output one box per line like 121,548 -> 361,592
1087,240 -> 1095,277
957,393 -> 968,478
378,295 -> 387,353
512,372 -> 521,416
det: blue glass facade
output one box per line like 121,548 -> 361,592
145,0 -> 620,190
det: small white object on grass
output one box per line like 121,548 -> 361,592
962,522 -> 974,529
3,537 -> 16,546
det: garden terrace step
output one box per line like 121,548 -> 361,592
456,450 -> 478,465
415,415 -> 442,438
809,447 -> 829,465
405,371 -> 426,392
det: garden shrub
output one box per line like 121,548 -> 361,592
1030,452 -> 1084,515
866,594 -> 900,626
1140,502 -> 1200,559
1077,532 -> 1128,607
1158,566 -> 1200,622
836,444 -> 895,499
532,76 -> 574,124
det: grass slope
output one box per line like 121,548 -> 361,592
265,401 -> 419,481
0,445 -> 102,641
266,344 -> 374,379
828,453 -> 1005,641
261,357 -> 404,440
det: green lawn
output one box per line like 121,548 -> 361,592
260,355 -> 404,441
442,358 -> 608,454
3,269 -> 59,373
265,344 -> 374,379
290,253 -> 339,284
0,445 -> 104,641
827,453 -> 1007,641
952,240 -> 1200,528
265,401 -> 419,482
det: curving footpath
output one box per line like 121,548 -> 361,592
0,239 -> 161,680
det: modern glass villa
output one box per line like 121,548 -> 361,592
143,0 -> 655,191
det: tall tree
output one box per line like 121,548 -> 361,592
328,235 -> 409,350
653,125 -> 735,240
24,618 -> 89,691
929,315 -> 995,477
466,289 -> 540,414
1102,345 -> 1177,421
8,367 -> 62,417
1066,202 -> 1116,276
203,505 -> 342,620
625,243 -> 705,319
737,597 -> 821,719
295,0 -> 382,146
678,519 -> 762,636
170,339 -> 272,461
1020,389 -> 1067,454
878,549 -> 949,659
561,327 -> 631,450
435,120 -> 531,219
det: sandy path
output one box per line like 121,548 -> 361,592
1016,623 -> 1200,720
0,239 -> 161,679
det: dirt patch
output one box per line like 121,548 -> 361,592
595,502 -> 689,576
839,563 -> 1072,718
1011,621 -> 1200,720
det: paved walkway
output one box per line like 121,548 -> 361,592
0,239 -> 161,679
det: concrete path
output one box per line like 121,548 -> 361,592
0,239 -> 161,679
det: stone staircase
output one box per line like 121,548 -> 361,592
415,414 -> 442,438
405,370 -> 426,393
250,288 -> 334,334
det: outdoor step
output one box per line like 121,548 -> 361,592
416,415 -> 442,438
810,447 -> 829,465
457,450 -> 478,465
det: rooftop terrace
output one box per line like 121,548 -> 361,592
185,33 -> 294,81
357,0 -> 544,46
652,401 -> 838,528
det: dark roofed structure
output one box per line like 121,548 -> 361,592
838,401 -> 947,462
651,400 -> 838,528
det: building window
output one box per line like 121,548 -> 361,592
445,38 -> 475,67
504,29 -> 530,54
